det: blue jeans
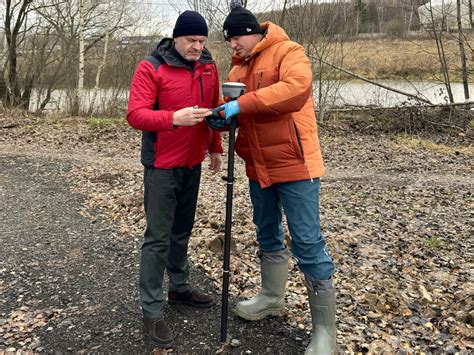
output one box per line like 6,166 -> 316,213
249,178 -> 334,281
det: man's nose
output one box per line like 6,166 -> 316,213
192,42 -> 204,51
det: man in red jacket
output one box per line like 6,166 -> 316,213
126,10 -> 223,348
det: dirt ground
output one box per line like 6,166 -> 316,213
0,126 -> 307,353
0,112 -> 473,353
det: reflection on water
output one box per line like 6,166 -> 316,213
29,88 -> 129,113
315,80 -> 474,108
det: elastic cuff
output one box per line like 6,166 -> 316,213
168,285 -> 191,294
305,275 -> 334,294
142,311 -> 164,320
259,248 -> 290,263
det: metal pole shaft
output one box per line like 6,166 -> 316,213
220,119 -> 237,343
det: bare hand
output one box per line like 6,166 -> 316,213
209,152 -> 222,174
173,107 -> 212,126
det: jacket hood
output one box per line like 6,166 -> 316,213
152,37 -> 214,66
231,22 -> 289,65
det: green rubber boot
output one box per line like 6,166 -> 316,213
304,278 -> 336,355
235,250 -> 289,321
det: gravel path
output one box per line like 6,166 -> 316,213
0,153 -> 306,353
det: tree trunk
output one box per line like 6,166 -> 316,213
4,0 -> 33,109
89,22 -> 110,115
428,3 -> 455,103
39,87 -> 54,112
407,11 -> 413,32
6,37 -> 21,107
73,0 -> 85,115
279,0 -> 289,27
456,0 -> 470,101
20,76 -> 35,110
468,0 -> 473,29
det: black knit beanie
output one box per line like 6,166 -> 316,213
222,6 -> 262,40
173,10 -> 208,38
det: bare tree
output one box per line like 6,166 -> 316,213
456,0 -> 470,101
72,0 -> 85,115
353,0 -> 366,35
3,0 -> 34,108
34,0 -> 141,115
23,18 -> 64,112
268,0 -> 363,120
415,0 -> 455,103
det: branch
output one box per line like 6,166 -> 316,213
328,101 -> 474,111
313,57 -> 433,105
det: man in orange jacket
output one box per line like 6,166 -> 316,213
215,3 -> 336,354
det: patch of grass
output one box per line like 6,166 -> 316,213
44,115 -> 62,128
424,236 -> 444,249
395,134 -> 473,156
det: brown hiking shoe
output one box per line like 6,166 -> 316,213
143,318 -> 173,348
168,289 -> 215,308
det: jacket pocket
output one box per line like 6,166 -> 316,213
254,69 -> 279,89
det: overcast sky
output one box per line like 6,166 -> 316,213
138,0 -> 341,36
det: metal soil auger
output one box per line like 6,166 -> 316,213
218,82 -> 246,345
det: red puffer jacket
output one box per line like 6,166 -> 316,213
127,38 -> 223,169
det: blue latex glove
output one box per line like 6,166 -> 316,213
220,100 -> 240,124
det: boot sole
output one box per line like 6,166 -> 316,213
143,327 -> 173,348
148,336 -> 173,349
235,307 -> 286,321
167,299 -> 214,309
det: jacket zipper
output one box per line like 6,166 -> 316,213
256,72 -> 263,89
293,123 -> 305,161
199,75 -> 204,102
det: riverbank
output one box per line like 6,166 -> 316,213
209,33 -> 474,82
342,34 -> 474,82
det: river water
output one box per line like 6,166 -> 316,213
319,79 -> 474,108
29,80 -> 473,113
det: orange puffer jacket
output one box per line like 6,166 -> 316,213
229,22 -> 325,188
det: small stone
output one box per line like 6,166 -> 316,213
230,339 -> 241,347
368,311 -> 383,319
418,285 -> 433,303
467,310 -> 474,326
402,308 -> 412,317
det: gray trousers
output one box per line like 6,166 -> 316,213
140,165 -> 201,318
